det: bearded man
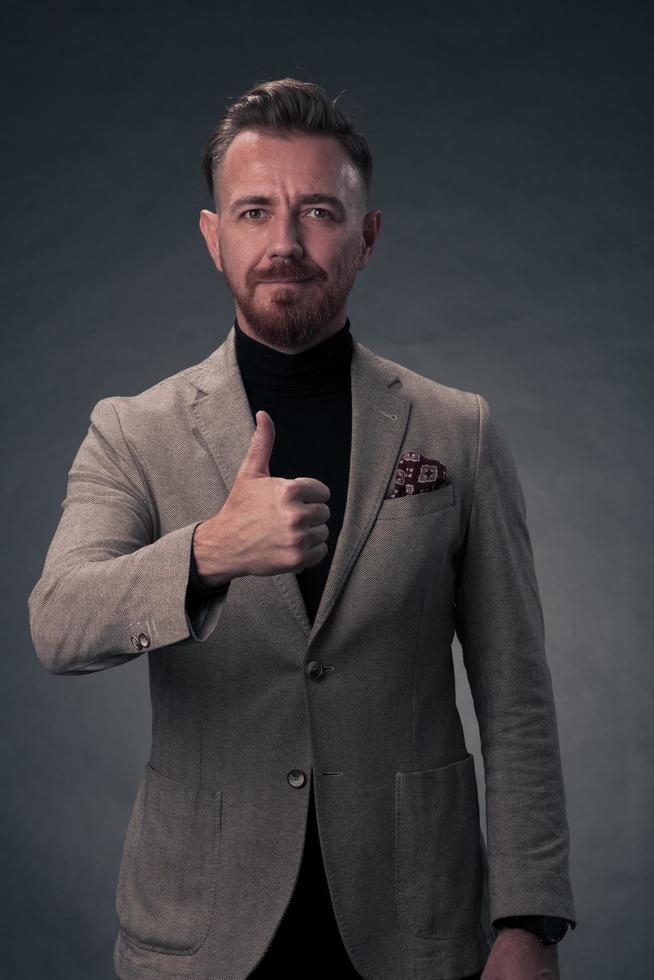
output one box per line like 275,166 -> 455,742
29,77 -> 576,980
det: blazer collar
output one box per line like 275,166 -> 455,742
190,325 -> 410,647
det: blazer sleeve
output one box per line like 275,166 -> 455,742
453,393 -> 577,929
28,396 -> 230,675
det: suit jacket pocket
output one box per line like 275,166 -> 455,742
377,481 -> 455,520
115,761 -> 222,955
394,753 -> 483,939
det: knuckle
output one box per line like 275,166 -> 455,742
286,530 -> 304,549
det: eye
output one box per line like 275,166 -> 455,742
242,209 -> 265,220
307,208 -> 333,219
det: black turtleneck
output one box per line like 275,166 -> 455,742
190,314 -> 362,978
189,314 -> 354,627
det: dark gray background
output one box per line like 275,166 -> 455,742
3,1 -> 652,977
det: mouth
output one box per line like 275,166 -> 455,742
260,277 -> 313,284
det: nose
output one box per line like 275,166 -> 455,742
265,213 -> 304,261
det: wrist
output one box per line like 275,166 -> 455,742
191,521 -> 236,591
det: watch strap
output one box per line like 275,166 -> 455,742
494,915 -> 570,944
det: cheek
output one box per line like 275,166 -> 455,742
323,240 -> 360,279
338,244 -> 363,277
218,233 -> 236,263
219,238 -> 253,278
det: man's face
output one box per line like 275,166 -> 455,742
199,129 -> 381,352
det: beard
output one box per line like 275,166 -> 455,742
221,251 -> 360,352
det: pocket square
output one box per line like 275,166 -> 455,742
389,451 -> 448,498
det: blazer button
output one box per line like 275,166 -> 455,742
305,659 -> 325,679
287,769 -> 306,788
137,632 -> 151,649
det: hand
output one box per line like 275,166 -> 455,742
481,927 -> 560,979
193,410 -> 331,586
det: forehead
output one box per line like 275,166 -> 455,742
219,129 -> 361,204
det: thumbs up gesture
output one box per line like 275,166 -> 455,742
191,411 -> 331,589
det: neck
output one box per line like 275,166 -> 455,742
233,315 -> 353,396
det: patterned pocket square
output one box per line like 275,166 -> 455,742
389,451 -> 448,498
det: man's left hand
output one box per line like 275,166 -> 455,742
481,927 -> 560,979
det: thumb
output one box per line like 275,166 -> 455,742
237,410 -> 275,479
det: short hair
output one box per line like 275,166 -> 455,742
201,77 -> 373,210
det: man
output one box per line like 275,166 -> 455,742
29,78 -> 576,980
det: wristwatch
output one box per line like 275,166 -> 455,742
494,915 -> 571,945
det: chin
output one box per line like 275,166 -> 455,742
251,311 -> 327,350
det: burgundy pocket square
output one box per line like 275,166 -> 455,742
389,451 -> 448,498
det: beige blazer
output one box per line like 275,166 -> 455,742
28,325 -> 576,980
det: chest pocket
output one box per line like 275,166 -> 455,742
376,481 -> 455,520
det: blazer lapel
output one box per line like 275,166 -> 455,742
189,325 -> 410,645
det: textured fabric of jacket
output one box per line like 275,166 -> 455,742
28,326 -> 577,980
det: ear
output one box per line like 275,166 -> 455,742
355,210 -> 383,270
199,209 -> 223,272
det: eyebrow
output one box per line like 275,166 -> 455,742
228,193 -> 346,218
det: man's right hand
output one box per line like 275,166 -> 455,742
191,410 -> 331,589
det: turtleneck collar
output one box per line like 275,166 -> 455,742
233,314 -> 353,396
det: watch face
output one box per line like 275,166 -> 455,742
542,917 -> 568,943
